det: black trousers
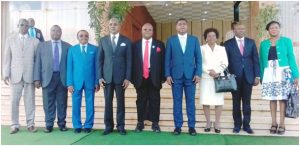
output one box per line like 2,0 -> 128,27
231,71 -> 253,129
136,76 -> 161,124
104,82 -> 125,130
42,72 -> 68,128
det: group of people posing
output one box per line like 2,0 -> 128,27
3,17 -> 298,136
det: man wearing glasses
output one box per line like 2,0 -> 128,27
3,18 -> 40,134
67,30 -> 100,133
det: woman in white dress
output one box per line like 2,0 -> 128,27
200,28 -> 228,133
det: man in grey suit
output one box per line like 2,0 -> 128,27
3,18 -> 39,134
99,17 -> 132,135
33,25 -> 71,133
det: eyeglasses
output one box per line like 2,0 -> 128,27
19,24 -> 29,27
79,35 -> 89,38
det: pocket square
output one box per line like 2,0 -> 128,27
89,51 -> 95,54
156,47 -> 161,52
120,43 -> 126,46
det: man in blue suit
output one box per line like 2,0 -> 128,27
67,30 -> 100,133
165,18 -> 202,136
224,22 -> 260,134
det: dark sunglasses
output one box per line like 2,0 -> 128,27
79,35 -> 89,38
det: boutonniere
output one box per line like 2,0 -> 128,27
37,33 -> 40,38
120,43 -> 126,46
152,45 -> 155,49
156,47 -> 161,53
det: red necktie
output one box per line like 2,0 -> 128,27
239,39 -> 244,55
143,40 -> 149,79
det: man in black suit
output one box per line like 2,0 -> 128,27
28,18 -> 45,42
223,22 -> 260,134
98,17 -> 132,135
132,23 -> 165,133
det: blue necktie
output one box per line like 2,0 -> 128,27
53,42 -> 59,71
29,27 -> 34,37
82,45 -> 86,54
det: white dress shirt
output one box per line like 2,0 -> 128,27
235,36 -> 244,48
80,43 -> 87,53
51,40 -> 62,63
178,33 -> 187,53
110,33 -> 119,46
142,38 -> 152,68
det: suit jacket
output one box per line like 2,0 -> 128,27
66,43 -> 99,90
132,39 -> 165,89
224,37 -> 260,84
3,33 -> 39,84
164,34 -> 202,79
201,43 -> 228,79
98,34 -> 132,84
259,36 -> 299,79
28,27 -> 44,42
33,40 -> 71,87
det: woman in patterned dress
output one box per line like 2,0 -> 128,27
259,21 -> 299,135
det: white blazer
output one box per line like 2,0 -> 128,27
3,33 -> 39,84
201,43 -> 228,79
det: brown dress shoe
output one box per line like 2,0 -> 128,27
28,126 -> 37,133
10,127 -> 19,134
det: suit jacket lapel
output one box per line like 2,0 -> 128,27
150,40 -> 156,61
47,42 -> 53,66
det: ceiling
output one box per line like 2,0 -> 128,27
131,1 -> 250,23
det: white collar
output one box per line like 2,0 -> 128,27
51,40 -> 61,43
178,33 -> 187,39
111,33 -> 119,38
142,38 -> 152,43
235,36 -> 244,41
19,33 -> 28,39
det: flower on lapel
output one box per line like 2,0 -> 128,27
37,33 -> 40,38
156,47 -> 161,53
120,43 -> 126,46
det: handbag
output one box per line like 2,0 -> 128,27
285,84 -> 299,118
214,66 -> 237,93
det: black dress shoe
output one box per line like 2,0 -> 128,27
74,128 -> 81,133
102,129 -> 113,135
118,128 -> 127,135
84,128 -> 92,133
233,127 -> 240,133
188,128 -> 197,136
214,128 -> 221,133
10,127 -> 19,134
135,122 -> 144,133
204,127 -> 211,132
59,126 -> 68,132
28,126 -> 37,133
44,126 -> 53,133
243,128 -> 254,134
152,124 -> 161,133
173,127 -> 181,135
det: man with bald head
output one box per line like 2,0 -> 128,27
132,23 -> 165,133
3,18 -> 39,134
28,18 -> 44,42
99,17 -> 132,135
33,25 -> 71,133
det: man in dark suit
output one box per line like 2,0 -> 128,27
67,30 -> 100,134
165,18 -> 202,136
132,23 -> 165,133
28,18 -> 45,42
223,22 -> 260,134
33,25 -> 71,133
99,17 -> 132,135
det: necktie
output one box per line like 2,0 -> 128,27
29,27 -> 34,37
82,45 -> 86,54
53,42 -> 59,71
143,40 -> 149,79
239,39 -> 244,55
111,35 -> 116,52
